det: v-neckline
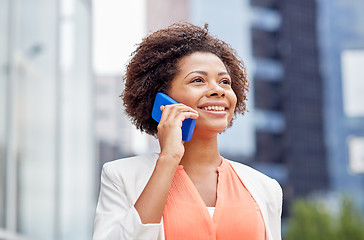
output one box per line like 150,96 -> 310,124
176,158 -> 226,222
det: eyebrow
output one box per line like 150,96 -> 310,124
184,70 -> 229,79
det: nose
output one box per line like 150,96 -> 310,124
207,82 -> 225,97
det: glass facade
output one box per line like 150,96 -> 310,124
0,0 -> 95,239
0,0 -> 8,232
318,0 -> 364,209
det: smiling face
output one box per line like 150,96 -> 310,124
167,52 -> 237,137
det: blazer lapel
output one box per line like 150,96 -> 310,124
229,160 -> 273,240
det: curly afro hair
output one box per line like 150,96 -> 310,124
122,22 -> 249,137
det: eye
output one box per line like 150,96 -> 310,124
221,78 -> 231,85
191,77 -> 204,83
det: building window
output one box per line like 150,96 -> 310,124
254,58 -> 284,81
251,7 -> 281,32
347,136 -> 364,174
254,109 -> 285,133
341,49 -> 364,117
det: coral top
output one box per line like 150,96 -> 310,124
162,158 -> 266,240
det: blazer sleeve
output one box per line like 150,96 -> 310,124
270,178 -> 283,240
93,162 -> 162,240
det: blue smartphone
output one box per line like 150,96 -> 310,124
152,92 -> 196,141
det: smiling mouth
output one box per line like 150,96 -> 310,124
200,106 -> 227,111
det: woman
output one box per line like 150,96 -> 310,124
93,23 -> 282,240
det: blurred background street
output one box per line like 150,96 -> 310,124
1,0 -> 364,239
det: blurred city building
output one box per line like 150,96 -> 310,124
95,75 -> 160,169
145,0 -> 364,214
0,0 -> 95,239
93,0 -> 160,173
251,0 -> 329,202
317,0 -> 364,208
95,75 -> 126,168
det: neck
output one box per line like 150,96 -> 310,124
180,135 -> 221,173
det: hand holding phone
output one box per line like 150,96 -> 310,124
152,93 -> 196,141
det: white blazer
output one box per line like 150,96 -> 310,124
93,153 -> 283,240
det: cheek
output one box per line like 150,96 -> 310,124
169,89 -> 199,107
166,88 -> 184,103
170,94 -> 190,105
229,97 -> 237,123
229,91 -> 238,110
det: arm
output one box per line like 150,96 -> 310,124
134,104 -> 199,224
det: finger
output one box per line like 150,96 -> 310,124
164,111 -> 198,129
163,104 -> 198,118
164,103 -> 198,114
176,111 -> 199,120
159,104 -> 197,124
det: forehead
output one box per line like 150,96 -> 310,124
177,52 -> 227,72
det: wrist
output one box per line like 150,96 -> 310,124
158,151 -> 182,164
156,154 -> 180,173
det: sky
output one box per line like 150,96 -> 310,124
93,0 -> 146,75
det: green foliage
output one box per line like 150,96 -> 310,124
337,197 -> 364,240
284,196 -> 364,240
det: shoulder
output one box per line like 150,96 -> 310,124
101,153 -> 159,187
103,153 -> 159,171
227,159 -> 282,200
227,160 -> 273,182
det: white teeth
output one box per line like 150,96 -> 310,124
203,106 -> 226,111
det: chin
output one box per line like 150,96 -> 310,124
208,126 -> 229,135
